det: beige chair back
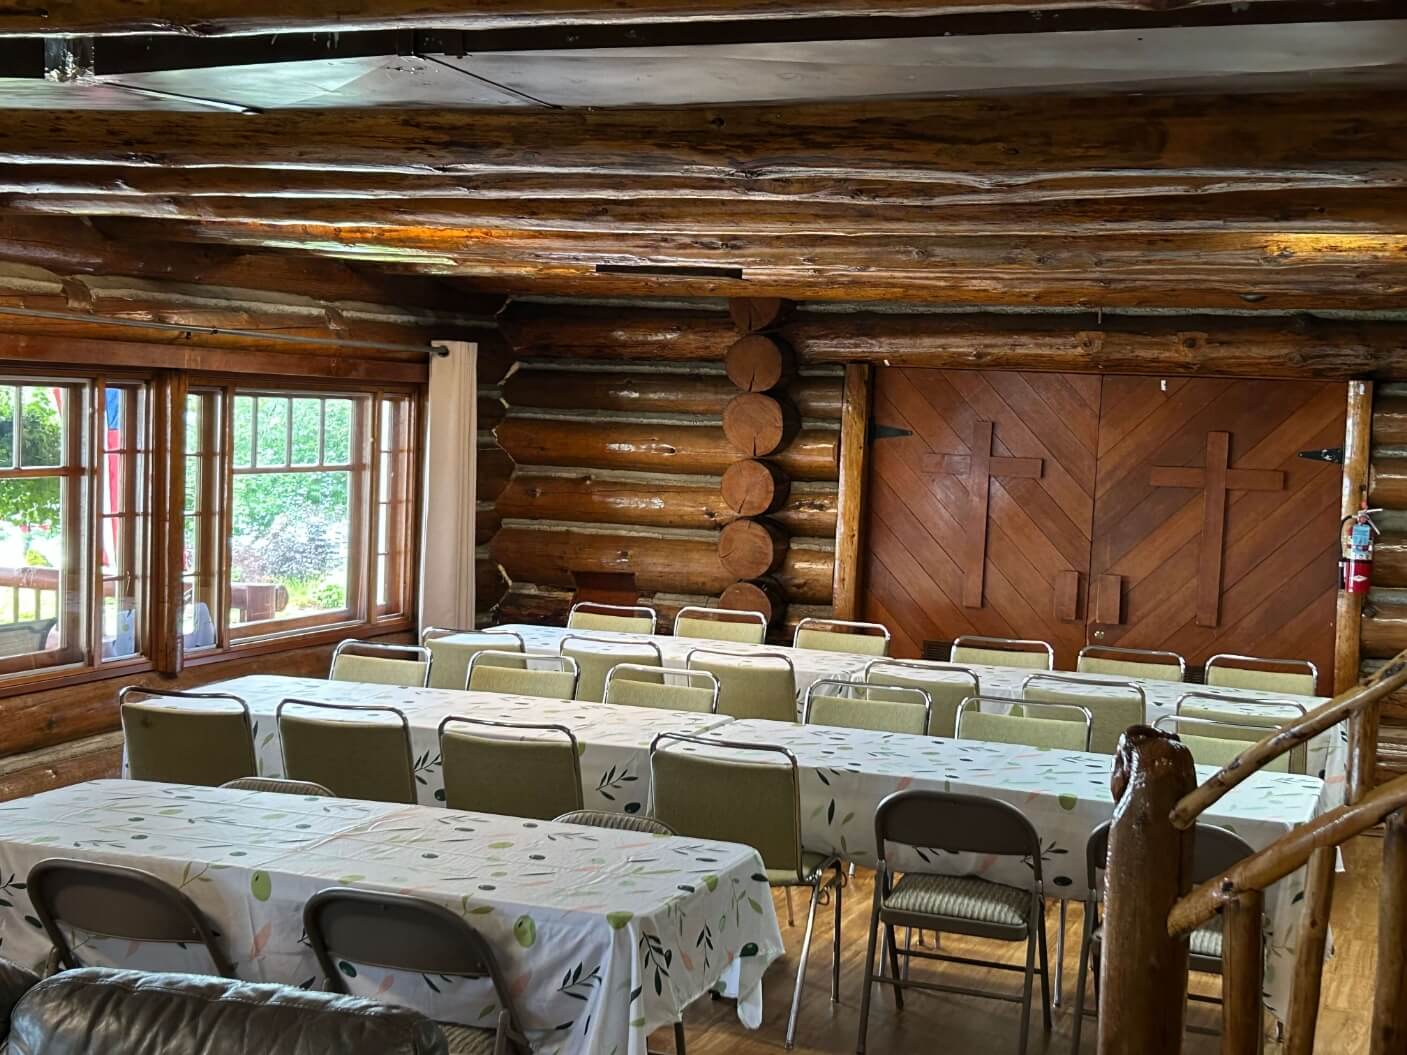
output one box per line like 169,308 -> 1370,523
329,640 -> 431,687
686,648 -> 797,722
554,810 -> 676,836
560,635 -> 662,702
120,688 -> 257,787
950,635 -> 1054,670
803,679 -> 930,736
1155,714 -> 1290,773
1021,673 -> 1146,755
863,660 -> 979,737
567,602 -> 657,635
603,664 -> 719,714
438,716 -> 584,820
673,605 -> 768,645
956,697 -> 1092,751
792,617 -> 891,657
1175,691 -> 1308,774
1076,645 -> 1185,683
1204,653 -> 1318,696
422,628 -> 524,690
276,698 -> 416,803
466,650 -> 579,700
650,733 -> 805,880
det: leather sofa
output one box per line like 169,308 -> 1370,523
0,964 -> 449,1055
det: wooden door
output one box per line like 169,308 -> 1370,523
861,368 -> 1100,667
1088,377 -> 1345,691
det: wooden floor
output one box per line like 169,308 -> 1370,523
660,837 -> 1383,1055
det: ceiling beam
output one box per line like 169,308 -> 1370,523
0,0 -> 1351,36
94,215 -> 1407,310
9,187 -> 1407,235
0,90 -> 1400,189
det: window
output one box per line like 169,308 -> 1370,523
182,384 -> 417,650
0,377 -> 149,678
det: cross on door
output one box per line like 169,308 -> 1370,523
1150,431 -> 1284,628
922,420 -> 1042,609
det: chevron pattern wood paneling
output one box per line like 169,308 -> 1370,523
1089,377 -> 1344,692
861,369 -> 1344,687
861,368 -> 1099,667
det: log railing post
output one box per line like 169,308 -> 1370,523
1098,726 -> 1197,1055
1372,809 -> 1407,1055
1221,889 -> 1266,1055
1284,845 -> 1336,1055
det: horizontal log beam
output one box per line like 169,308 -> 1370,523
489,522 -> 834,603
0,732 -> 123,803
503,365 -> 842,419
502,303 -> 1407,379
5,164 -> 1398,209
0,215 -> 489,316
497,470 -> 837,536
495,416 -> 838,480
0,0 -> 1327,35
1363,603 -> 1407,660
12,186 -> 1407,236
0,91 -> 1399,185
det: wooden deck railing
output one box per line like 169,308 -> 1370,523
1099,651 -> 1407,1055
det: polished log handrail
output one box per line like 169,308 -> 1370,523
1168,770 -> 1407,937
1170,650 -> 1407,830
1100,649 -> 1407,1055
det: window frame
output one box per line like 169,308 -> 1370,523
191,376 -> 421,656
0,364 -> 422,696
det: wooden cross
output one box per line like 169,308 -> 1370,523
922,420 -> 1042,609
1150,431 -> 1284,628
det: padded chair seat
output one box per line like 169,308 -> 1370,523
765,851 -> 836,887
1090,918 -> 1222,960
1189,919 -> 1224,959
441,1022 -> 499,1054
883,873 -> 1031,928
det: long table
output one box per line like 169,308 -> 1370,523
490,622 -> 868,696
0,780 -> 784,1055
669,718 -> 1325,1022
166,675 -> 732,813
490,625 -> 1342,793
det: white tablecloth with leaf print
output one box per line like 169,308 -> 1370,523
0,781 -> 784,1055
489,624 -> 871,697
667,719 -> 1325,1022
863,661 -> 1343,798
135,675 -> 734,815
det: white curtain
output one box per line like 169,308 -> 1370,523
419,339 -> 478,630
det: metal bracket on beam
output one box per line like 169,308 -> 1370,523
1298,447 -> 1345,464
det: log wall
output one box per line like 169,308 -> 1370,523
487,304 -> 844,637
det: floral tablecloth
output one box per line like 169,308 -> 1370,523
488,624 -> 870,697
663,719 -> 1326,1022
141,675 -> 734,815
0,781 -> 783,1055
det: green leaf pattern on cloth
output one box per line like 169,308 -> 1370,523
0,781 -> 783,1055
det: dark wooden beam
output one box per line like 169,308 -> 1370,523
0,215 -> 497,316
0,91 -> 1399,189
500,301 -> 1407,379
10,186 -> 1407,235
2,164 -> 1396,207
0,0 -> 1341,36
98,216 -> 1407,310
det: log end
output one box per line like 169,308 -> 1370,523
721,458 -> 789,516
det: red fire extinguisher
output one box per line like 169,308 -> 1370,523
1340,505 -> 1382,594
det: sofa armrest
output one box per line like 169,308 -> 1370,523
0,957 -> 40,1037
